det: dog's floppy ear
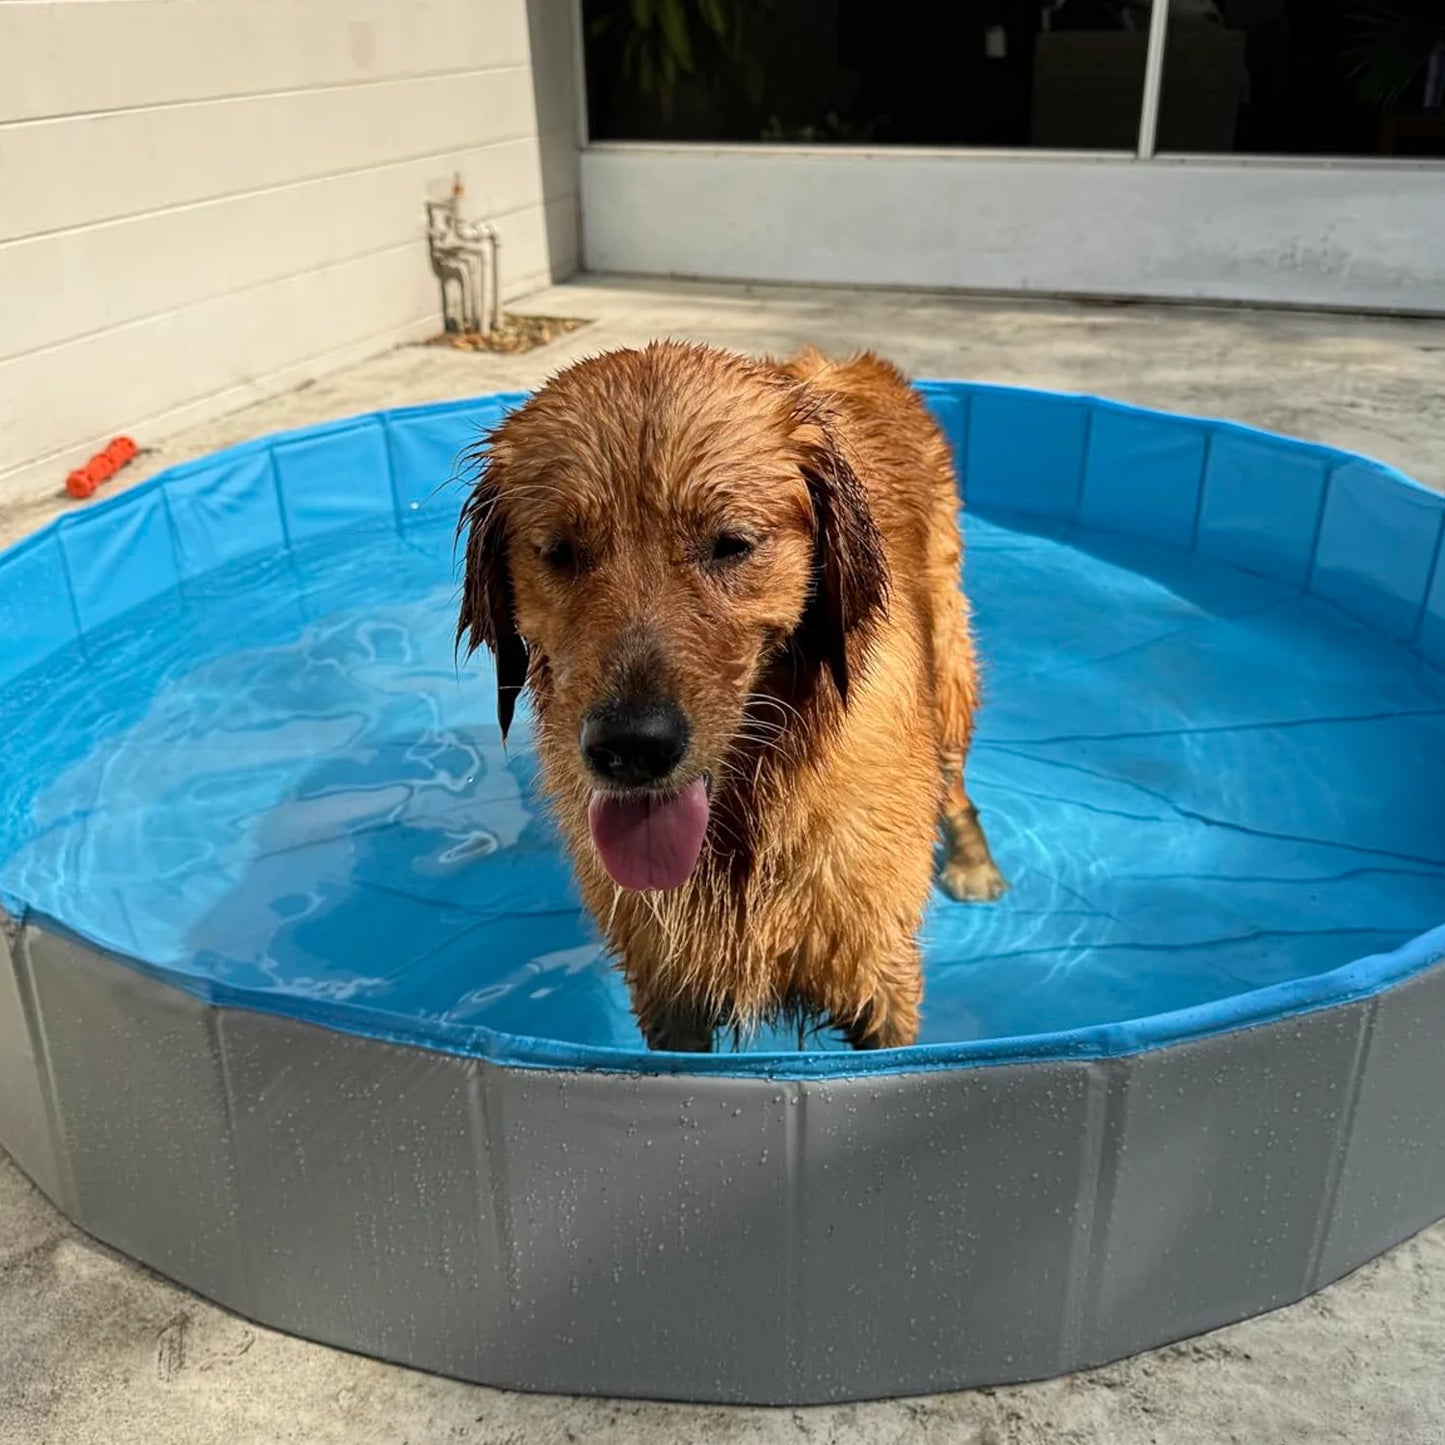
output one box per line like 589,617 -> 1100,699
795,417 -> 889,705
456,443 -> 528,742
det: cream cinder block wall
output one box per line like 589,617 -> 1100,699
0,0 -> 580,506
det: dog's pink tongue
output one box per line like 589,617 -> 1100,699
587,780 -> 710,891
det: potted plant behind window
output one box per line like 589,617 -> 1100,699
1345,1 -> 1445,153
586,0 -> 767,135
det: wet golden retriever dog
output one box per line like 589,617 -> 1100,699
458,342 -> 1003,1052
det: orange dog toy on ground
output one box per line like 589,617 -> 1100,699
67,437 -> 138,500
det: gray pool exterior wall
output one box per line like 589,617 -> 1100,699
4,916 -> 1443,1405
3,384 -> 1443,1402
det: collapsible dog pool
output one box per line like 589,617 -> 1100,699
2,382 -> 1443,1404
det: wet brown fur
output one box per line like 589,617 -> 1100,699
459,341 -> 1003,1051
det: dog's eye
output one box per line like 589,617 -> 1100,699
708,532 -> 755,565
539,539 -> 576,572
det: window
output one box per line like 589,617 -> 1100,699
1158,1 -> 1445,157
583,1 -> 1155,150
581,0 -> 1445,159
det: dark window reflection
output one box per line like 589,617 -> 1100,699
583,1 -> 1155,149
1159,1 -> 1445,155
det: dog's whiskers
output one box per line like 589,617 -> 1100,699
745,691 -> 807,729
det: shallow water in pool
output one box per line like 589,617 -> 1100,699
1,509 -> 1442,1055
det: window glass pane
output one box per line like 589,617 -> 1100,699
582,1 -> 1153,150
1158,1 -> 1445,156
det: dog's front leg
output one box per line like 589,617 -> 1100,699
838,942 -> 924,1051
636,994 -> 718,1053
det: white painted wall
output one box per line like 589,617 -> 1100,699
0,0 -> 581,506
582,145 -> 1445,316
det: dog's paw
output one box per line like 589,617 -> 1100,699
939,858 -> 1008,903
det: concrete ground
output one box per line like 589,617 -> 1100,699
3,278 -> 1444,1444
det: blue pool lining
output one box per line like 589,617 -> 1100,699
2,382 -> 1443,1079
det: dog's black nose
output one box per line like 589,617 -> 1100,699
581,700 -> 690,788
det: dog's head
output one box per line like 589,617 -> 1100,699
458,342 -> 887,891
